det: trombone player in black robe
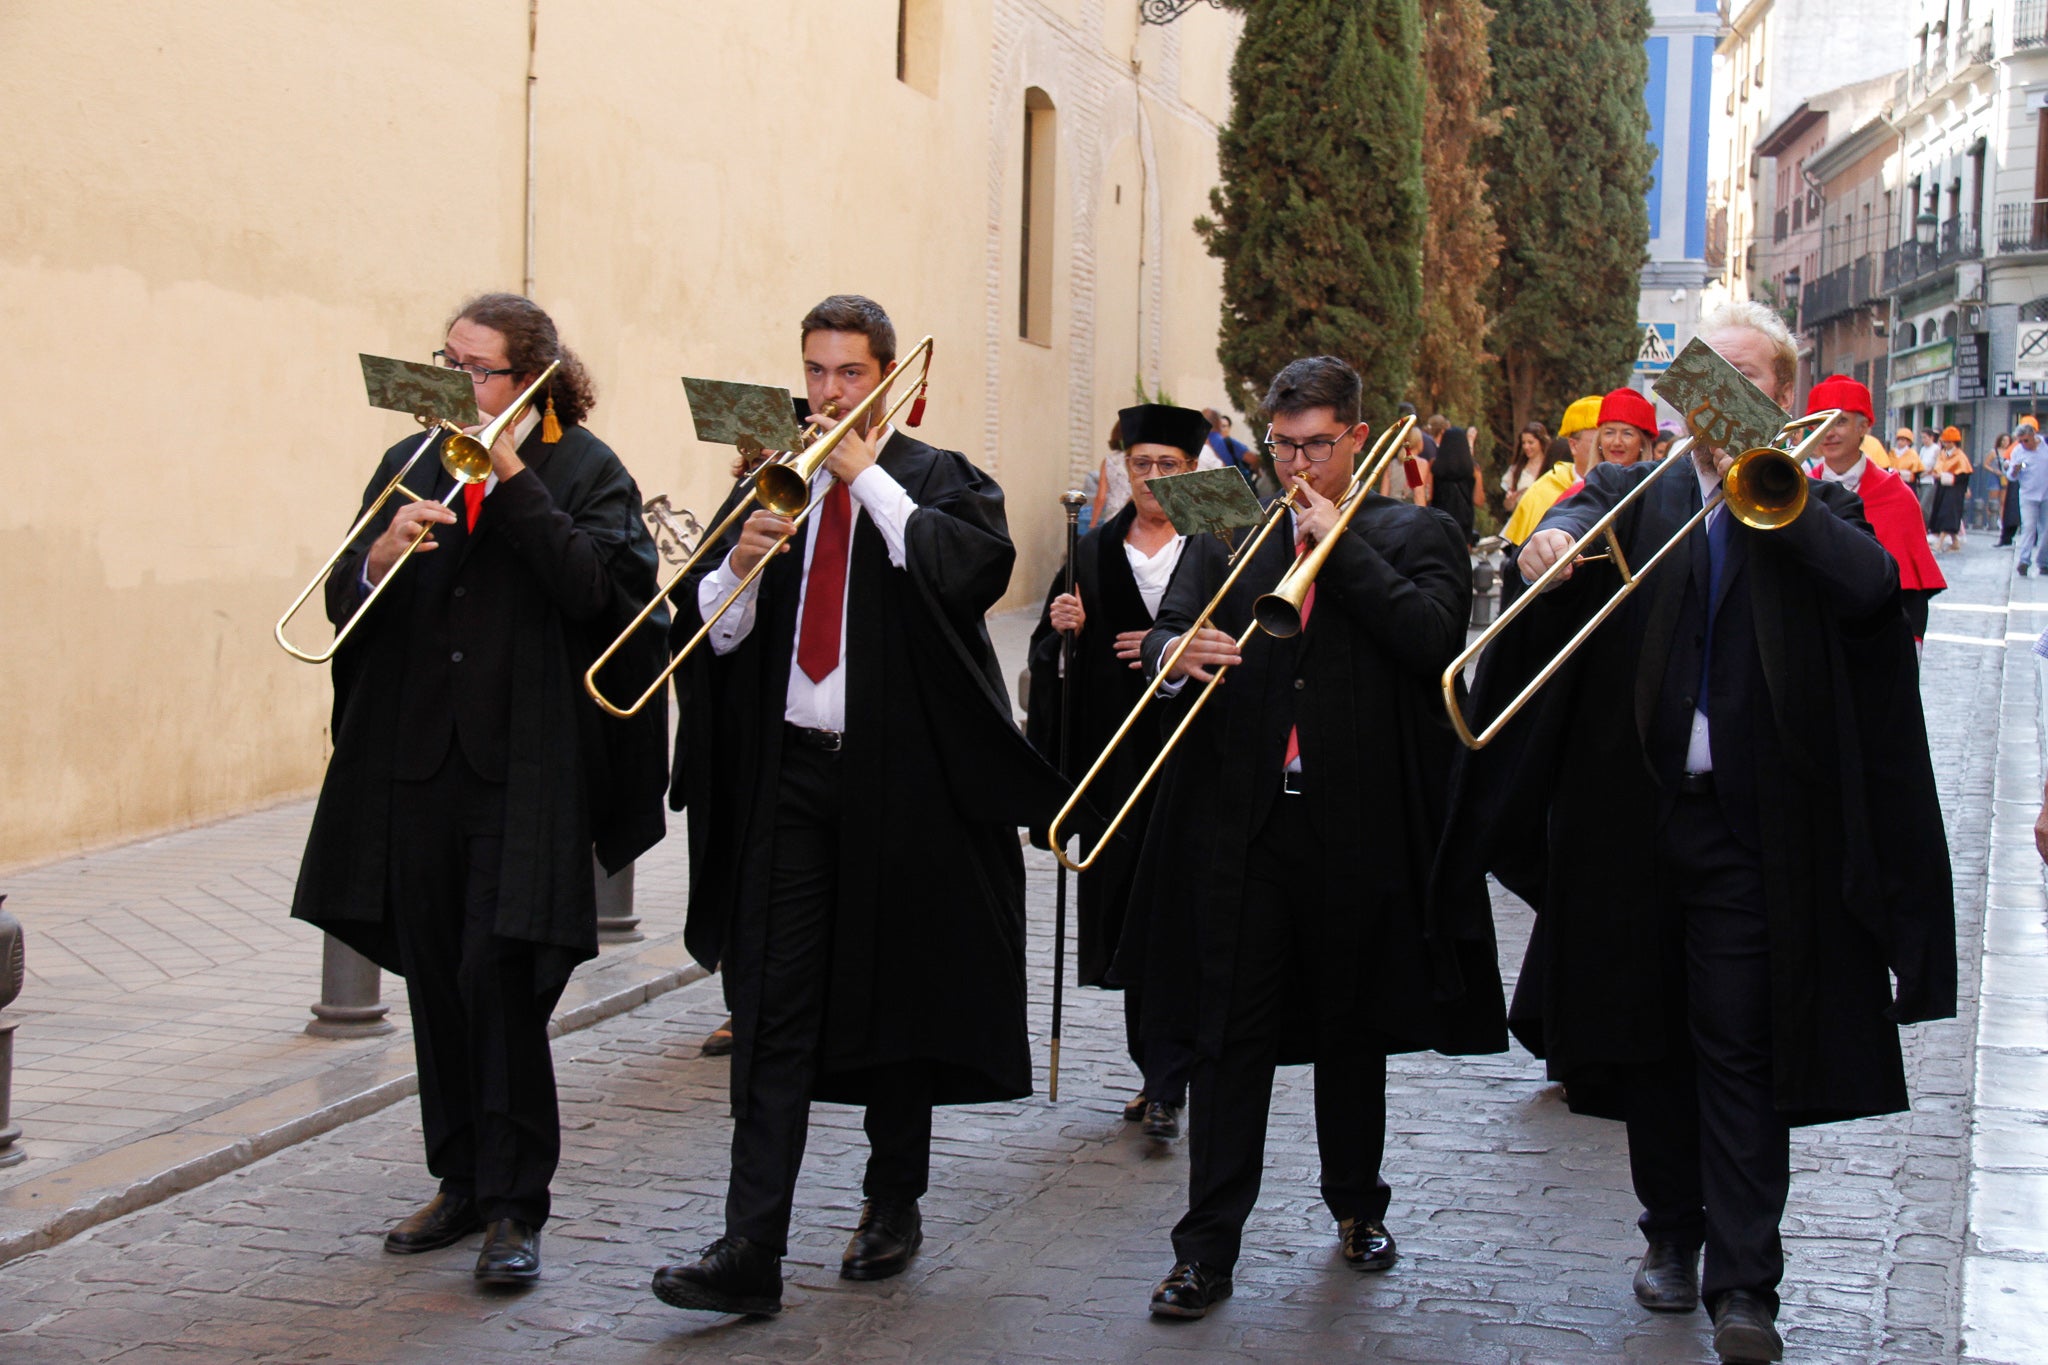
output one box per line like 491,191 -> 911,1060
1123,357 -> 1505,1320
1447,419 -> 1955,1363
1026,403 -> 1225,1141
653,295 -> 1065,1318
293,294 -> 668,1285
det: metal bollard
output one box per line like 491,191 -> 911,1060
595,856 -> 641,944
0,896 -> 24,1166
305,935 -> 396,1039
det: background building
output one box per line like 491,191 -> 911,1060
1796,108 -> 1903,412
1887,0 -> 2048,449
0,0 -> 1243,869
1634,0 -> 1725,413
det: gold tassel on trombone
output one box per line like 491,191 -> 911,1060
542,391 -> 562,444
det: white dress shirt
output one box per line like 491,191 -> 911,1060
698,426 -> 918,731
1817,454 -> 1867,495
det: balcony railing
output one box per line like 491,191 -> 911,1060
1996,198 -> 2048,254
2019,0 -> 2048,51
1882,215 -> 1982,289
1800,255 -> 1880,329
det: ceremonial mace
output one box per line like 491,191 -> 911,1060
1050,488 -> 1087,1103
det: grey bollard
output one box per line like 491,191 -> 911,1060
596,856 -> 641,944
305,935 -> 396,1039
0,895 -> 24,1166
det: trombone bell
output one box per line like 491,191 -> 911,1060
439,360 -> 560,481
1722,445 -> 1807,530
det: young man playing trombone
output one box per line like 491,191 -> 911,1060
653,295 -> 1064,1318
1121,356 -> 1504,1319
292,294 -> 667,1286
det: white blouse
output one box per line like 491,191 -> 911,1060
1125,535 -> 1187,616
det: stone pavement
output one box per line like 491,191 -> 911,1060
0,547 -> 2037,1362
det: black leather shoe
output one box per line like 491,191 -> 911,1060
1123,1091 -> 1149,1123
702,1016 -> 735,1057
1338,1217 -> 1398,1272
1632,1239 -> 1701,1312
1142,1100 -> 1182,1140
383,1192 -> 482,1254
652,1236 -> 783,1316
1149,1261 -> 1233,1318
1711,1289 -> 1782,1363
473,1219 -> 540,1285
841,1198 -> 923,1281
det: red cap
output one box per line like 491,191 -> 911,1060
1806,374 -> 1874,424
1597,387 -> 1657,437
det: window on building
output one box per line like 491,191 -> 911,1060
1019,87 -> 1056,346
896,0 -> 941,95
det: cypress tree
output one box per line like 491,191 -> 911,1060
1415,0 -> 1504,489
1199,0 -> 1425,423
1485,0 -> 1653,442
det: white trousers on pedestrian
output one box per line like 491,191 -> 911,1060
2016,496 -> 2048,570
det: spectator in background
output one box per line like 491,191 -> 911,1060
1203,408 -> 1250,470
1400,402 -> 1440,464
1558,395 -> 1604,471
1432,417 -> 1480,545
1651,428 -> 1676,462
1929,427 -> 1972,553
2009,423 -> 2048,575
1891,430 -> 1928,529
1502,422 -> 1552,512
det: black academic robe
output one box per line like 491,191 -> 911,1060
1438,461 -> 1956,1126
1023,505 -> 1225,986
671,433 -> 1069,1115
1118,497 -> 1506,1064
293,424 -> 670,986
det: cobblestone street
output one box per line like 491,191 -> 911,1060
0,543 -> 2040,1363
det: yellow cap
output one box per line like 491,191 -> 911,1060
1558,395 -> 1603,438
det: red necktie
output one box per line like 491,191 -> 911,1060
796,481 -> 852,683
1282,538 -> 1316,770
462,481 -> 485,531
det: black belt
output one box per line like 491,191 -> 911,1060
1677,770 -> 1715,795
783,723 -> 844,753
1280,769 -> 1305,796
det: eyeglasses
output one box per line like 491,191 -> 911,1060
1263,428 -> 1350,463
1126,457 -> 1189,476
434,350 -> 517,384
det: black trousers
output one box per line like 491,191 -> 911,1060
1125,984 -> 1193,1108
389,753 -> 566,1228
1172,790 -> 1390,1269
725,740 -> 935,1255
1625,788 -> 1790,1313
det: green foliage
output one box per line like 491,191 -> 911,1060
1484,0 -> 1654,443
1132,377 -> 1179,406
1414,0 -> 1502,432
1199,0 -> 1425,424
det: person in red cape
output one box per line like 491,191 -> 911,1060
1804,374 -> 1945,649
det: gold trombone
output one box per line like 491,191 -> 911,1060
275,363 -> 560,664
582,336 -> 936,718
1045,416 -> 1418,873
1438,409 -> 1842,750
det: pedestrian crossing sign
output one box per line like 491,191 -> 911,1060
1634,322 -> 1676,373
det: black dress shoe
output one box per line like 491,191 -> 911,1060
1632,1239 -> 1700,1312
702,1016 -> 735,1057
841,1198 -> 923,1281
1710,1289 -> 1782,1363
652,1236 -> 783,1316
474,1219 -> 540,1285
1123,1091 -> 1149,1123
1142,1100 -> 1182,1140
1338,1217 -> 1398,1272
1149,1261 -> 1233,1318
383,1192 -> 482,1254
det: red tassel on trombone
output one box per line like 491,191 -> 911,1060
906,380 -> 928,427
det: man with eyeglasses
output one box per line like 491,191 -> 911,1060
1025,404 -> 1227,1144
1123,356 -> 1505,1319
293,293 -> 668,1286
652,295 -> 1066,1318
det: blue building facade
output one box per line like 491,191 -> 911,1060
1634,0 -> 1724,402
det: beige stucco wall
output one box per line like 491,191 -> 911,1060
0,0 -> 1239,871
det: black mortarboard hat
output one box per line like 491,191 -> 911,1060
1117,403 -> 1211,458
